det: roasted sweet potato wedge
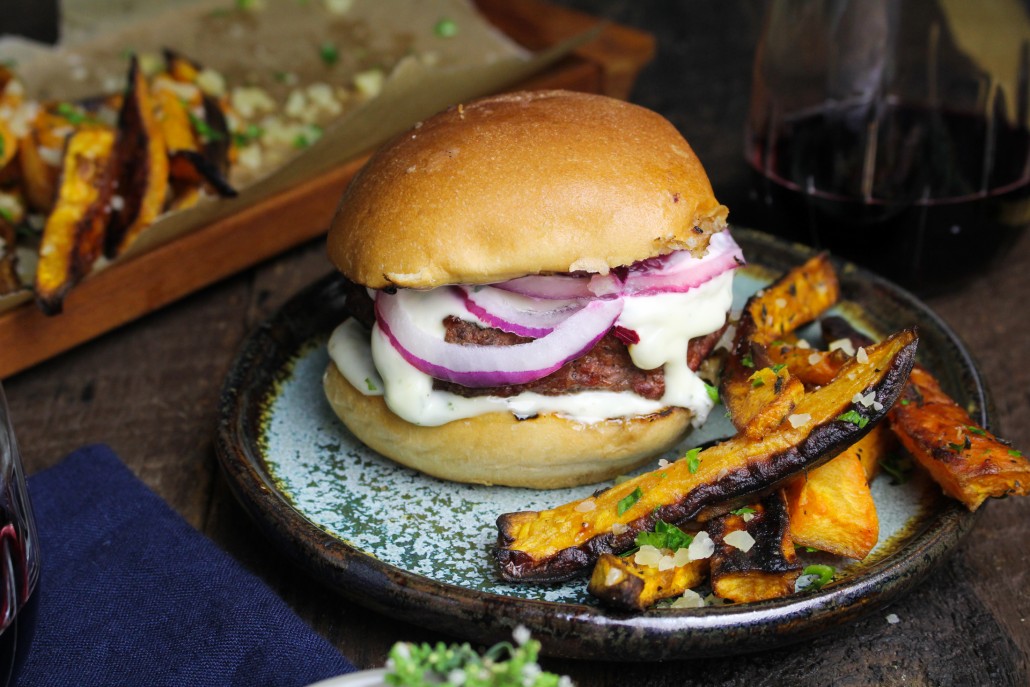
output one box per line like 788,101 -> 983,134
765,343 -> 851,389
741,252 -> 840,346
709,492 -> 801,602
18,111 -> 68,212
0,119 -> 15,172
0,214 -> 20,294
495,329 -> 917,582
723,363 -> 805,440
35,129 -> 116,314
849,423 -> 893,482
721,251 -> 841,435
588,551 -> 707,611
890,367 -> 1030,510
784,449 -> 879,559
104,57 -> 169,257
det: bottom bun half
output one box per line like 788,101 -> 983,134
323,363 -> 693,489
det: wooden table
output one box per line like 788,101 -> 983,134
6,2 -> 1029,684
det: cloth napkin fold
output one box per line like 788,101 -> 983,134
18,444 -> 356,687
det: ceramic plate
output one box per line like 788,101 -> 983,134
216,228 -> 985,660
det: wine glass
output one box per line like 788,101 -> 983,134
0,385 -> 40,686
746,0 -> 1030,294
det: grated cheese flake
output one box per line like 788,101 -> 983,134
808,352 -> 823,365
574,499 -> 596,513
724,529 -> 756,553
796,339 -> 811,349
687,531 -> 714,561
788,413 -> 812,428
669,589 -> 705,608
657,555 -> 676,572
856,346 -> 869,364
604,567 -> 625,586
829,338 -> 856,357
611,522 -> 629,536
672,548 -> 692,567
634,545 -> 662,568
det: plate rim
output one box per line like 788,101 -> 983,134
216,227 -> 983,660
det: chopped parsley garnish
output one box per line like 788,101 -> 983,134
617,487 -> 643,516
730,507 -> 756,516
292,125 -> 322,150
684,447 -> 702,474
965,426 -> 987,436
796,564 -> 835,591
900,399 -> 911,405
836,409 -> 869,428
947,436 -> 972,453
318,41 -> 339,66
0,207 -> 13,223
232,123 -> 263,147
771,363 -> 787,373
751,376 -> 765,388
0,137 -> 5,160
364,377 -> 377,392
880,452 -> 913,485
236,0 -> 258,9
385,632 -> 569,687
187,111 -> 224,144
635,520 -> 693,551
741,354 -> 754,368
434,17 -> 459,37
704,382 -> 719,404
1009,449 -> 1024,458
55,102 -> 92,125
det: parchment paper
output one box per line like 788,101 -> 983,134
0,0 -> 596,309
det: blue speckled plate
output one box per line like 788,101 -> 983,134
216,228 -> 984,659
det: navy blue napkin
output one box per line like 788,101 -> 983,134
18,444 -> 356,687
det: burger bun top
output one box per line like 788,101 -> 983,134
327,90 -> 728,290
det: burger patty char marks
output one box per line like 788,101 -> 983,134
434,316 -> 724,399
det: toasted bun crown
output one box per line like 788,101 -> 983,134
328,90 -> 728,289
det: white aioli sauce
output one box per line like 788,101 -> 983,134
328,271 -> 734,427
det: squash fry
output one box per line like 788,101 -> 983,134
820,314 -> 1029,509
723,363 -> 805,440
721,251 -> 840,437
784,450 -> 879,559
0,214 -> 20,294
18,111 -> 67,212
588,552 -> 707,611
34,129 -> 116,314
709,492 -> 801,602
890,367 -> 1030,510
765,344 -> 850,389
104,57 -> 169,257
742,252 -> 840,346
495,329 -> 918,582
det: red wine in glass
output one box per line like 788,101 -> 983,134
745,0 -> 1030,294
748,101 -> 1030,294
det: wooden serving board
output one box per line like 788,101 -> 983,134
0,0 -> 654,380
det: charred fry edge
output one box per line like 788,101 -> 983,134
495,330 -> 917,583
709,492 -> 801,603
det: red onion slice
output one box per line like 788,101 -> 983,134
376,290 -> 624,387
622,231 -> 744,296
491,274 -> 595,300
457,285 -> 584,338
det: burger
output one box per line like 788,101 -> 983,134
322,90 -> 743,489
